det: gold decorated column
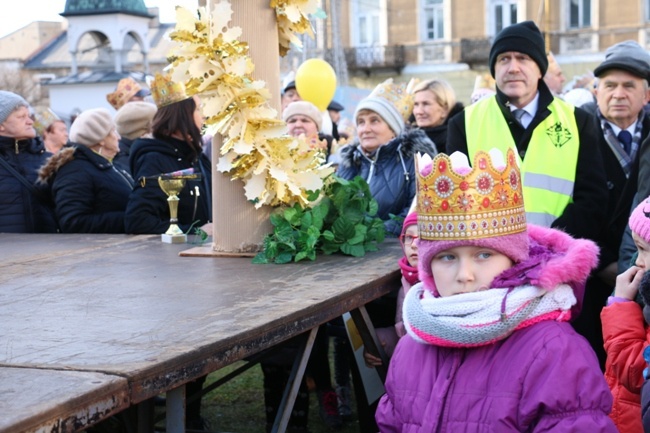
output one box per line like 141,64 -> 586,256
210,0 -> 278,255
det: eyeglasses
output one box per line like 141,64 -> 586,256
400,234 -> 419,246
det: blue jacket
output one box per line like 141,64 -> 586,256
38,145 -> 133,233
125,136 -> 212,234
337,128 -> 436,236
0,135 -> 57,233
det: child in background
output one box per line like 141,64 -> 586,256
364,212 -> 419,368
602,195 -> 650,433
376,149 -> 616,432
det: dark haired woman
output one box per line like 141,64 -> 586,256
124,92 -> 212,235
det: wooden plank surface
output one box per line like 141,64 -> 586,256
0,234 -> 401,403
0,367 -> 128,433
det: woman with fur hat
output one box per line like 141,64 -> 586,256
283,100 -> 335,161
375,149 -> 616,432
602,195 -> 650,433
37,107 -> 133,233
337,78 -> 437,237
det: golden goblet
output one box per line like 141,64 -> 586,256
158,177 -> 187,244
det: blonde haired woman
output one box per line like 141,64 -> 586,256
411,78 -> 463,154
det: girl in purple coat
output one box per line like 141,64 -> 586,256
375,148 -> 616,432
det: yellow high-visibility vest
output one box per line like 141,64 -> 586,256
465,96 -> 580,227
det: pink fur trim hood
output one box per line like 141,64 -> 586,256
420,224 -> 599,318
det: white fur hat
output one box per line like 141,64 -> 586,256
282,101 -> 323,131
69,108 -> 114,147
114,101 -> 157,140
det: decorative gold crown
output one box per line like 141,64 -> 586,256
473,73 -> 496,93
149,72 -> 189,108
547,51 -> 560,73
107,77 -> 143,110
32,107 -> 60,136
367,78 -> 414,122
416,148 -> 526,241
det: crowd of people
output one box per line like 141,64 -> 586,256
6,17 -> 650,433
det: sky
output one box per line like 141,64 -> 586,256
0,0 -> 200,38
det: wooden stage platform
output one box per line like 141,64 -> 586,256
0,234 -> 401,432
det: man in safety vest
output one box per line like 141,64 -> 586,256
447,20 -> 607,241
447,20 -> 609,367
581,41 -> 650,369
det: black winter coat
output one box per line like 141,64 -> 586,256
125,136 -> 212,234
337,128 -> 437,236
113,137 -> 134,176
0,135 -> 57,233
447,80 -> 608,243
38,144 -> 134,233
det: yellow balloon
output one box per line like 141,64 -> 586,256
295,59 -> 337,112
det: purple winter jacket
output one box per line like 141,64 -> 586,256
376,225 -> 616,432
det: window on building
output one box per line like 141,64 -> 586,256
490,0 -> 518,35
569,0 -> 591,28
423,0 -> 444,40
353,0 -> 381,46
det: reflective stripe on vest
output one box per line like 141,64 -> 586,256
465,96 -> 580,227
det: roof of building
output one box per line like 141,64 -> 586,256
61,0 -> 153,18
22,23 -> 175,71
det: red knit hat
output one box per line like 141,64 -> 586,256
629,195 -> 650,243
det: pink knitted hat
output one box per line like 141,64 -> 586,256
629,195 -> 650,243
414,149 -> 529,296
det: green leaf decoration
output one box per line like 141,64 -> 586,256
254,174 -> 386,264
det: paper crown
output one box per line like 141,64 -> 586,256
473,73 -> 496,93
415,148 -> 527,241
148,72 -> 189,108
32,107 -> 60,136
107,77 -> 144,110
547,51 -> 561,73
367,78 -> 415,122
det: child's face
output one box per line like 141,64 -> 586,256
401,225 -> 419,267
633,231 -> 650,269
431,245 -> 513,297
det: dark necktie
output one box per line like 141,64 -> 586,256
513,109 -> 526,127
618,130 -> 633,154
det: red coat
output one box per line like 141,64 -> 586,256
602,300 -> 650,433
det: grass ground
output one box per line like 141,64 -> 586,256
198,361 -> 362,433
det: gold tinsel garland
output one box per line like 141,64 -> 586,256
166,1 -> 332,208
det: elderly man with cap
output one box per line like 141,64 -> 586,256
616,43 -> 650,270
447,20 -> 607,240
280,80 -> 301,112
575,40 -> 650,370
0,90 -> 58,233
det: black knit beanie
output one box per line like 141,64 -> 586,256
488,21 -> 548,77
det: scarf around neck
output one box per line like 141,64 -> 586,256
398,256 -> 419,285
403,283 -> 576,348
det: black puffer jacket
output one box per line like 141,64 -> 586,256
38,144 -> 134,233
125,136 -> 212,234
337,128 -> 437,236
0,135 -> 57,233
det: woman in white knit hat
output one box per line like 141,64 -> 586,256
38,107 -> 134,233
337,78 -> 437,237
